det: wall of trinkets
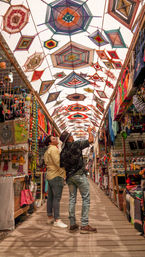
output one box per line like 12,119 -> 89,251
96,18 -> 145,235
0,57 -> 33,229
28,96 -> 55,207
0,45 -> 58,230
108,85 -> 145,235
0,89 -> 31,176
96,86 -> 145,235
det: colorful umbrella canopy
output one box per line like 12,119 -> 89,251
44,39 -> 58,50
66,93 -> 86,101
51,41 -> 94,69
108,0 -> 140,29
3,5 -> 30,34
15,35 -> 35,51
104,29 -> 127,48
39,80 -> 55,96
65,103 -> 90,112
88,29 -> 109,47
0,0 -> 143,140
58,72 -> 90,88
45,0 -> 92,35
68,112 -> 88,120
24,52 -> 44,72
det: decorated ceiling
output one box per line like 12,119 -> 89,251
0,0 -> 143,139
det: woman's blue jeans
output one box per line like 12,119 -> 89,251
47,176 -> 64,220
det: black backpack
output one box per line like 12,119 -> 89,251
60,142 -> 83,175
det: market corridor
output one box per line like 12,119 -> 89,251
0,179 -> 145,257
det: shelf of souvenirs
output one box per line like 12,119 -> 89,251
109,159 -> 145,171
112,173 -> 126,177
0,147 -> 28,154
110,150 -> 145,158
112,168 -> 145,176
113,186 -> 125,192
0,175 -> 26,183
108,186 -> 124,196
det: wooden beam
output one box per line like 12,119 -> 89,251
38,124 -> 49,136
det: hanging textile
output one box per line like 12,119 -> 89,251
108,107 -> 115,144
38,109 -> 45,130
110,100 -> 119,136
0,177 -> 14,230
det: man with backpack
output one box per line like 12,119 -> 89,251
60,127 -> 97,233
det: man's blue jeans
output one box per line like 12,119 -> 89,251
67,174 -> 90,226
47,176 -> 64,220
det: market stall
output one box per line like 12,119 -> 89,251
94,10 -> 145,234
0,41 -> 59,230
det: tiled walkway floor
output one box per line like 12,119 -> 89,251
0,179 -> 145,257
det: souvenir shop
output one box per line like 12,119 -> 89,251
93,10 -> 145,234
0,0 -> 144,235
0,36 -> 60,231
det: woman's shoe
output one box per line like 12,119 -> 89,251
53,219 -> 68,228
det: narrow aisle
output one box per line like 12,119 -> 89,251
0,179 -> 145,257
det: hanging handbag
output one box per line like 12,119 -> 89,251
20,176 -> 34,207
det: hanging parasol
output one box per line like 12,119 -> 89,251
96,50 -> 109,60
3,5 -> 30,34
108,0 -> 140,29
96,90 -> 108,99
31,70 -> 44,82
44,39 -> 58,50
104,29 -> 127,48
45,0 -> 92,35
66,103 -> 90,112
103,61 -> 115,69
88,73 -> 104,82
66,93 -> 86,101
107,50 -> 119,59
105,80 -> 114,89
15,35 -> 35,51
24,52 -> 44,72
58,72 -> 90,88
39,80 -> 55,96
45,91 -> 61,104
68,112 -> 88,120
88,29 -> 109,47
105,70 -> 116,80
53,72 -> 66,79
91,62 -> 103,71
51,41 -> 94,69
113,61 -> 122,69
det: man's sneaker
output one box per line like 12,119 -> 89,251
80,225 -> 97,234
69,224 -> 79,232
46,216 -> 54,225
53,219 -> 68,228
